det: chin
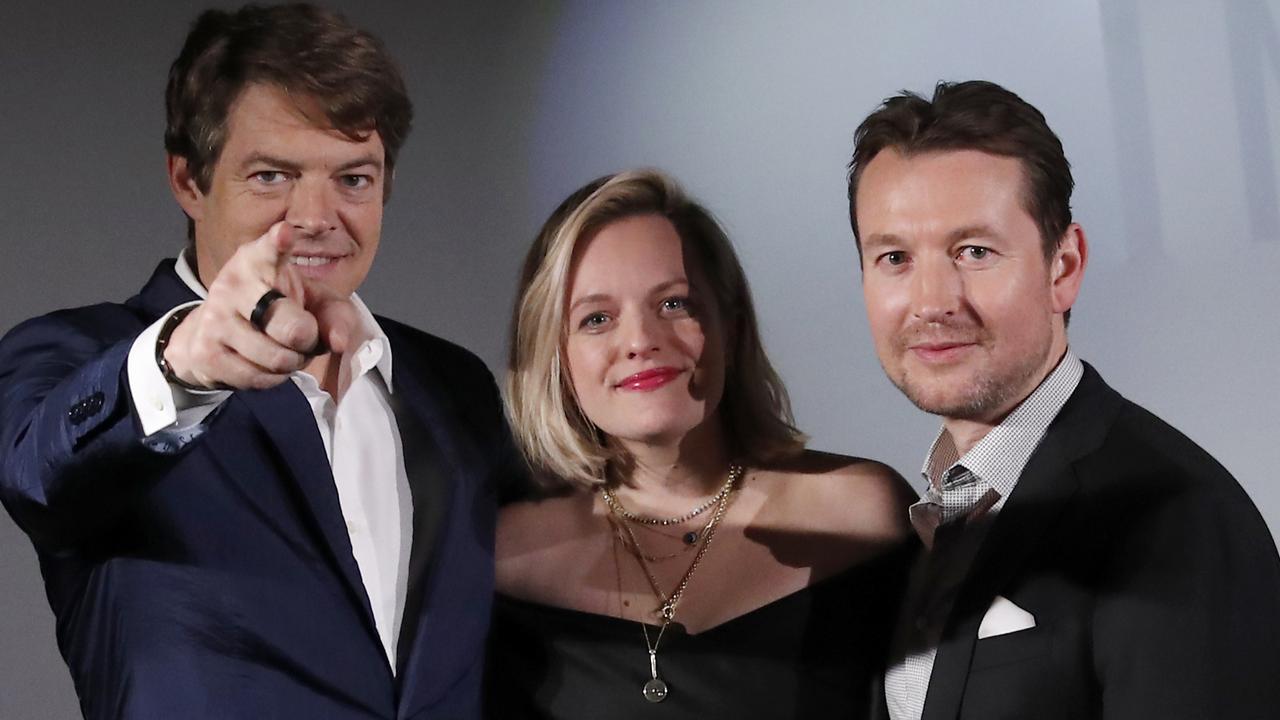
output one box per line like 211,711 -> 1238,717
900,372 -> 1015,421
897,369 -> 977,414
605,416 -> 698,447
618,424 -> 691,446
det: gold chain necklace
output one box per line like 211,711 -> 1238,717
611,507 -> 721,561
603,464 -> 743,703
601,465 -> 742,526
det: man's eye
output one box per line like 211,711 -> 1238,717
961,246 -> 990,260
340,175 -> 372,189
252,171 -> 288,185
882,251 -> 907,266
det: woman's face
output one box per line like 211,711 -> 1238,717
563,214 -> 727,449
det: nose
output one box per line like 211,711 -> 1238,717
285,179 -> 338,238
910,256 -> 963,323
623,312 -> 661,360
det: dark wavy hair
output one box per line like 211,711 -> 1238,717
164,3 -> 413,203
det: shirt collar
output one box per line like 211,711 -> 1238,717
174,248 -> 393,389
920,348 -> 1084,509
174,247 -> 208,299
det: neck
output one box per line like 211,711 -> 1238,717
304,352 -> 342,399
942,340 -> 1069,456
611,421 -> 733,501
940,418 -> 997,459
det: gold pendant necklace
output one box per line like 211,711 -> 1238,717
604,464 -> 743,703
641,622 -> 670,702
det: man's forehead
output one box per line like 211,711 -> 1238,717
224,83 -> 382,151
860,149 -> 1027,215
867,147 -> 1024,182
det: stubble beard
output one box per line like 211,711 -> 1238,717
888,334 -> 1053,423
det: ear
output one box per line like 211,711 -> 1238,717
1050,223 -> 1088,314
167,154 -> 206,221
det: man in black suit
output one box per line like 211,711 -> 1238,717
847,80 -> 1280,719
0,5 -> 513,718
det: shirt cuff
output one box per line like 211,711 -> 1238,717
126,301 -> 229,436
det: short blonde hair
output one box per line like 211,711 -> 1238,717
506,169 -> 805,490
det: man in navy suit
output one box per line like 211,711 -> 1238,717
848,80 -> 1280,719
0,5 -> 514,718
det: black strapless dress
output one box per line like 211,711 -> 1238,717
484,547 -> 910,720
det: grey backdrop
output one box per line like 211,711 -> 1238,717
2,1 -> 1277,716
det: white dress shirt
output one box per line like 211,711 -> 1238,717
125,250 -> 412,671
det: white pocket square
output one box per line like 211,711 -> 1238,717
977,595 -> 1036,639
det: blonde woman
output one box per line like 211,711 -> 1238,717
486,170 -> 915,718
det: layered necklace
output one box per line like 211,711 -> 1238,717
603,464 -> 745,703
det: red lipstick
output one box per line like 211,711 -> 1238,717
616,367 -> 683,391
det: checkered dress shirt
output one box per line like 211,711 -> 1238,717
884,350 -> 1084,720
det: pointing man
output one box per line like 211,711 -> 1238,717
0,5 -> 513,718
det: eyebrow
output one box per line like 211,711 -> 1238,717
239,153 -> 384,174
240,153 -> 302,174
946,224 -> 997,243
860,233 -> 901,251
567,278 -> 690,312
334,155 -> 384,174
861,224 -> 997,249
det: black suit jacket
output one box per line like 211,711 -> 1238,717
877,363 -> 1280,719
0,261 -> 520,719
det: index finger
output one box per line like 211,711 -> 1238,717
240,221 -> 297,280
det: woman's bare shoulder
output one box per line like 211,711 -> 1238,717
497,492 -> 596,557
759,449 -> 917,541
495,491 -> 603,597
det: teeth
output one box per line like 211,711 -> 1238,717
290,256 -> 335,266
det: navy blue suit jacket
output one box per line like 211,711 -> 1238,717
0,261 -> 516,719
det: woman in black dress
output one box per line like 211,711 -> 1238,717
487,169 -> 916,719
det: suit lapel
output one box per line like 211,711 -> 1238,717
237,385 -> 380,628
131,259 -> 200,320
921,365 -> 1121,719
378,328 -> 471,697
133,260 -> 382,627
136,264 -> 483,697
921,435 -> 1079,718
389,375 -> 456,680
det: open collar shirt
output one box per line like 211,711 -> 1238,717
125,250 -> 412,671
885,349 -> 1084,720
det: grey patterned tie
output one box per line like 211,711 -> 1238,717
909,465 -> 1000,549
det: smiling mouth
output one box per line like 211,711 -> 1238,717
289,255 -> 343,267
616,367 -> 683,391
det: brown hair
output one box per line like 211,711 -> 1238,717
164,3 -> 413,200
506,169 -> 806,489
847,80 -> 1073,260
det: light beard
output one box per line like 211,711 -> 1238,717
889,339 -> 1052,422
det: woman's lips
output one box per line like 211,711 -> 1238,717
616,367 -> 683,391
